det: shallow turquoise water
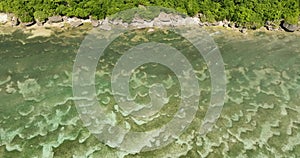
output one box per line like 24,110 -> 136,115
0,28 -> 300,157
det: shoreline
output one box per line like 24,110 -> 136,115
1,12 -> 299,39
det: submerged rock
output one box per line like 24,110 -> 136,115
17,79 -> 43,102
100,24 -> 112,31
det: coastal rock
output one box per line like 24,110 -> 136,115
62,16 -> 68,22
48,16 -> 63,24
34,16 -> 46,26
21,21 -> 35,27
222,20 -> 230,28
131,17 -> 153,28
240,28 -> 247,34
98,20 -> 103,25
0,13 -> 8,24
199,22 -> 205,27
100,18 -> 112,30
102,18 -> 109,25
129,13 -> 200,28
36,20 -> 45,26
228,22 -> 235,28
281,21 -> 299,32
250,25 -> 257,30
70,20 -> 83,27
184,17 -> 200,25
211,21 -> 220,26
91,20 -> 99,27
132,16 -> 145,24
265,21 -> 279,31
198,13 -> 206,21
266,25 -> 274,31
120,22 -> 129,28
134,21 -> 153,28
157,12 -> 171,22
11,16 -> 19,26
153,13 -> 172,27
111,19 -> 123,25
153,19 -> 170,27
202,22 -> 210,26
66,17 -> 85,27
223,23 -> 229,28
171,15 -> 184,23
82,19 -> 91,23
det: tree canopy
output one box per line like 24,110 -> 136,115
0,0 -> 299,27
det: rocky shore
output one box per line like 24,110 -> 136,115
0,12 -> 299,34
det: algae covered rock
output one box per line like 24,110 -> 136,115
17,78 -> 44,102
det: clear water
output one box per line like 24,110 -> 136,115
0,27 -> 300,157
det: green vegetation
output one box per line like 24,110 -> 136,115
0,0 -> 299,27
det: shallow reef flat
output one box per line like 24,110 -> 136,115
0,28 -> 300,157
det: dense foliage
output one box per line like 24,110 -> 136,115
0,0 -> 299,27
